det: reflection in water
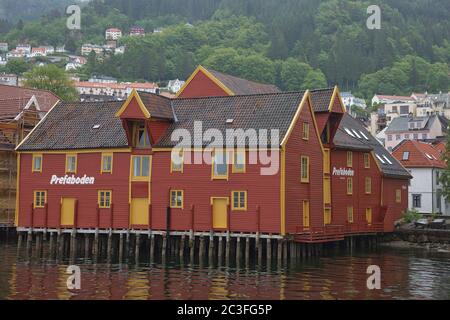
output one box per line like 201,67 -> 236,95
0,239 -> 449,300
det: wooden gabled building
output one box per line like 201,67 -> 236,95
14,66 -> 410,263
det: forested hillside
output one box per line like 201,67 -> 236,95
1,0 -> 449,99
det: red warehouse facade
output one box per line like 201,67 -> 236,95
15,66 -> 410,245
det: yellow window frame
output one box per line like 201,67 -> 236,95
301,155 -> 310,183
303,200 -> 310,228
98,190 -> 112,208
65,154 -> 77,174
302,122 -> 310,140
347,151 -> 353,167
232,150 -> 246,173
364,153 -> 370,168
347,177 -> 353,195
131,155 -> 151,181
170,190 -> 184,209
211,150 -> 229,180
395,189 -> 401,203
170,148 -> 184,173
33,190 -> 47,208
133,122 -> 150,148
347,206 -> 354,223
101,153 -> 113,174
231,190 -> 247,211
32,154 -> 42,172
365,177 -> 372,194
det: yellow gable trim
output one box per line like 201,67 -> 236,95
328,86 -> 347,113
115,89 -> 151,118
175,65 -> 235,98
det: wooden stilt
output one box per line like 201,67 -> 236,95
17,232 -> 23,254
179,235 -> 185,259
225,234 -> 230,266
125,232 -> 130,259
107,232 -> 113,260
162,234 -> 167,263
257,235 -> 262,265
149,234 -> 155,262
208,235 -> 214,263
236,236 -> 241,265
277,239 -> 282,262
245,237 -> 250,266
189,235 -> 195,263
218,236 -> 223,265
135,233 -> 140,263
267,238 -> 272,265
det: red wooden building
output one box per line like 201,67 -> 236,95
15,65 -> 410,247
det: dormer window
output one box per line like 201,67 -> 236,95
132,121 -> 150,148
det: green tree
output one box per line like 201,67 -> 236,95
23,65 -> 79,101
5,59 -> 29,75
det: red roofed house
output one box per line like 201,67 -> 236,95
393,140 -> 449,215
13,66 -> 410,260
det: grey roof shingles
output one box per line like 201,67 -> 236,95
17,101 -> 128,151
208,69 -> 281,95
335,114 -> 411,178
310,88 -> 335,112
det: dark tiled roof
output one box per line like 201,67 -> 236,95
310,88 -> 334,112
139,91 -> 174,120
385,115 -> 442,134
17,101 -> 128,151
335,114 -> 411,178
0,84 -> 60,111
208,69 -> 281,95
155,91 -> 306,147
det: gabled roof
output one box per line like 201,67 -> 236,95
18,91 -> 308,150
374,94 -> 414,101
156,91 -> 306,148
17,101 -> 128,151
335,114 -> 411,178
310,88 -> 335,112
207,69 -> 281,95
392,140 -> 446,169
176,65 -> 280,97
0,84 -> 60,111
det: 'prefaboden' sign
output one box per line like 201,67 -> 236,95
332,167 -> 355,177
50,174 -> 95,185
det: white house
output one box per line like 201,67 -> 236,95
384,115 -> 448,150
393,140 -> 449,215
371,94 -> 414,106
167,79 -> 185,93
105,28 -> 122,40
0,43 -> 8,52
341,92 -> 367,109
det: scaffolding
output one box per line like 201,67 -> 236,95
0,99 -> 41,227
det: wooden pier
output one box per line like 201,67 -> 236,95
14,227 -> 380,264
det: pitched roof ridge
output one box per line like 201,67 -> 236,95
207,68 -> 278,87
174,90 -> 306,101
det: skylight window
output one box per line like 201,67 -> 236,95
359,131 -> 369,140
344,128 -> 355,137
226,119 -> 234,124
376,154 -> 386,164
402,151 -> 409,160
92,124 -> 101,129
352,129 -> 361,139
383,155 -> 393,165
425,153 -> 434,160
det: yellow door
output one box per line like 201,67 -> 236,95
324,208 -> 332,225
130,198 -> 149,225
60,198 -> 75,226
212,198 -> 228,229
323,176 -> 331,204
